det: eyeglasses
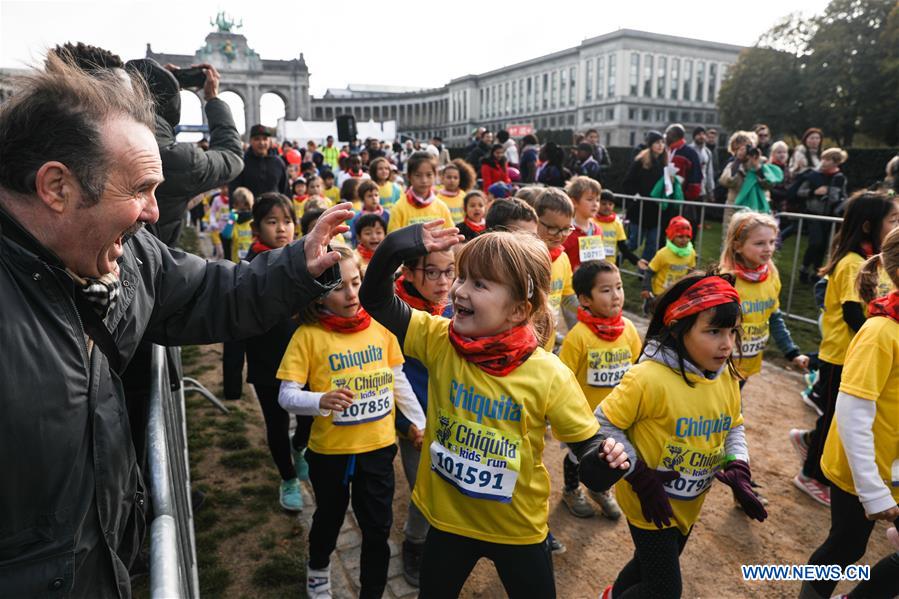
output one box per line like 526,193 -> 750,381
414,267 -> 456,281
538,220 -> 575,237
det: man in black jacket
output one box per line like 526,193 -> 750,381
229,124 -> 290,199
125,58 -> 244,248
0,53 -> 352,598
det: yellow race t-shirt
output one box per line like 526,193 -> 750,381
597,217 -> 628,263
231,220 -> 253,263
819,252 -> 894,365
821,316 -> 899,503
323,186 -> 342,205
437,189 -> 466,224
276,321 -> 404,455
405,310 -> 599,545
733,267 -> 781,377
559,319 -> 642,410
648,246 -> 697,296
545,252 -> 576,351
600,360 -> 743,535
387,198 -> 455,233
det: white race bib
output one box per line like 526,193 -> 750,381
330,368 -> 393,426
740,323 -> 770,358
429,410 -> 520,503
578,235 -> 605,263
586,348 -> 633,388
658,437 -> 724,500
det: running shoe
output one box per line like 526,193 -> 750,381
800,389 -> 825,417
306,564 -> 331,599
588,489 -> 622,520
279,478 -> 303,512
547,532 -> 566,554
793,473 -> 831,507
789,429 -> 810,463
563,488 -> 595,518
600,584 -> 614,599
293,446 -> 309,481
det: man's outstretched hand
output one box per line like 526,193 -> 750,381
304,202 -> 354,278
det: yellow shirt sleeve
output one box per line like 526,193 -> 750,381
402,309 -> 445,365
648,248 -> 667,273
437,199 -> 455,229
386,202 -> 406,233
836,256 -> 863,305
276,327 -> 311,384
615,219 -> 627,242
560,253 -> 575,297
840,319 -> 895,401
545,362 -> 600,442
386,327 -> 405,368
689,250 -> 697,269
598,367 -> 646,431
558,327 -> 585,375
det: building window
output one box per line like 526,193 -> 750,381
585,58 -> 593,101
597,56 -> 605,99
642,108 -> 651,122
693,111 -> 703,123
655,109 -> 665,122
518,79 -> 524,113
569,66 -> 576,104
682,59 -> 693,101
668,109 -> 678,122
670,58 -> 680,100
543,73 -> 549,109
568,113 -> 575,125
656,57 -> 667,98
505,81 -> 511,115
643,54 -> 653,97
696,61 -> 705,103
705,112 -> 715,124
560,69 -> 567,107
629,52 -> 639,96
595,109 -> 603,122
681,110 -> 690,122
584,110 -> 592,122
708,63 -> 718,103
628,107 -> 638,121
607,54 -> 616,97
606,107 -> 615,121
549,115 -> 556,127
551,71 -> 558,109
527,77 -> 533,111
629,131 -> 636,146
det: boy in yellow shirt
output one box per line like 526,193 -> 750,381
559,260 -> 641,520
535,188 -> 579,351
388,152 -> 454,232
641,216 -> 697,314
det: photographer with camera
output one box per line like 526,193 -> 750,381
719,130 -> 777,231
125,58 -> 244,249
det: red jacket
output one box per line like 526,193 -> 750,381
481,159 -> 510,191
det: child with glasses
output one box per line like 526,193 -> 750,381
534,188 -> 579,352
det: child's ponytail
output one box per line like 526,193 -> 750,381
857,226 -> 899,303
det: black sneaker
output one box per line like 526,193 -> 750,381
402,540 -> 423,587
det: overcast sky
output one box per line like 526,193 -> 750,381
1,0 -> 831,129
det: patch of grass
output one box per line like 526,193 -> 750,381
220,448 -> 268,471
217,432 -> 250,451
198,564 -> 232,598
219,418 -> 248,434
194,507 -> 220,533
259,531 -> 277,551
188,430 -> 213,452
250,550 -> 304,589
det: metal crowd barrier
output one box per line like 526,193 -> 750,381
148,345 -> 227,599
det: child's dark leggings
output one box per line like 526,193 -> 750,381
306,444 -> 396,599
807,485 -> 899,598
418,527 -> 556,598
252,383 -> 310,481
612,523 -> 691,598
803,361 -> 843,484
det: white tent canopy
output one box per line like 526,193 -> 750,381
276,118 -> 397,144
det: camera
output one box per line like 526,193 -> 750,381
173,67 -> 207,90
744,144 -> 761,159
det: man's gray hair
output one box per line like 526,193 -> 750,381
0,49 -> 155,205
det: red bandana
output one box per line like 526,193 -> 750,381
250,240 -> 274,255
293,194 -> 308,204
666,216 -> 693,241
447,321 -> 538,376
318,308 -> 372,333
548,245 -> 564,262
406,187 -> 435,208
861,242 -> 875,258
356,244 -> 375,262
867,291 -> 899,324
464,218 -> 486,234
349,169 -> 364,178
577,307 -> 625,341
733,261 -> 770,283
395,276 -> 447,315
595,213 -> 616,224
363,204 -> 385,217
663,276 -> 740,325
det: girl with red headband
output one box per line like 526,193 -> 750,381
559,260 -> 642,521
276,246 -> 425,599
596,272 -> 767,599
641,216 -> 697,314
804,226 -> 899,599
360,222 -> 630,598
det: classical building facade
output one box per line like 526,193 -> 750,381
310,30 -> 743,146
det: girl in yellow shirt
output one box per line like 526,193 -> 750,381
559,260 -> 641,521
805,227 -> 899,599
597,272 -> 767,599
436,159 -> 476,224
276,247 -> 425,599
387,152 -> 455,233
360,222 -> 629,599
370,156 -> 402,208
791,191 -> 899,507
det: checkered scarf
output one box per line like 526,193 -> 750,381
67,270 -> 121,320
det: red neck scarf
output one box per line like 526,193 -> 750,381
663,277 -> 740,325
439,189 -> 462,199
356,244 -> 375,262
548,245 -> 564,262
668,138 -> 686,152
595,213 -> 616,224
395,276 -> 447,315
860,242 -> 875,258
318,308 -> 372,333
868,291 -> 899,324
447,321 -> 538,376
733,261 -> 770,283
406,187 -> 435,208
250,240 -> 274,255
349,169 -> 364,178
464,218 -> 486,234
363,203 -> 385,217
293,194 -> 308,204
577,307 -> 625,341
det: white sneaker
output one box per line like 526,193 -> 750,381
792,473 -> 831,507
306,564 -> 331,599
789,429 -> 810,463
